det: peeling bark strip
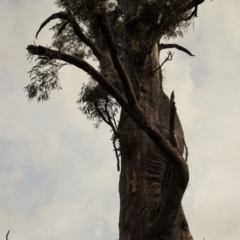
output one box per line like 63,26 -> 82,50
130,170 -> 137,194
26,0 -> 207,239
169,91 -> 180,151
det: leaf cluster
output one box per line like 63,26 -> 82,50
51,20 -> 92,59
77,80 -> 119,128
138,0 -> 193,39
25,52 -> 65,101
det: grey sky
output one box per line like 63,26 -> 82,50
0,1 -> 240,240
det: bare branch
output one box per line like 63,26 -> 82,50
36,12 -> 68,39
151,51 -> 173,76
160,43 -> 194,56
35,12 -> 103,60
113,139 -> 120,171
97,14 -> 139,108
57,20 -> 69,35
160,51 -> 174,68
6,231 -> 10,240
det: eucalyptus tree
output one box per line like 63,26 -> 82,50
26,0 -> 206,239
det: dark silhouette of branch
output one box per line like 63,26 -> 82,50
35,12 -> 103,60
27,45 -> 128,110
160,51 -> 174,67
6,231 -> 10,240
160,43 -> 194,56
169,91 -> 179,151
151,51 -> 174,76
97,14 -> 139,108
57,20 -> 69,35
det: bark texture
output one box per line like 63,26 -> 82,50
118,2 -> 192,239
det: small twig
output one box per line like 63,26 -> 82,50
57,20 -> 69,35
113,137 -> 120,171
6,231 -> 10,240
152,51 -> 173,75
160,51 -> 174,68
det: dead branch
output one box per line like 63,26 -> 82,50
151,51 -> 174,76
36,12 -> 103,60
160,43 -> 194,56
6,231 -> 10,240
57,20 -> 69,35
169,91 -> 179,151
160,51 -> 174,68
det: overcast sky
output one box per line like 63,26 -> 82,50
1,1 -> 240,240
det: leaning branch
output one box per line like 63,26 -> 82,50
159,43 -> 194,56
36,12 -> 103,60
27,45 -> 128,109
6,231 -> 10,240
97,14 -> 139,108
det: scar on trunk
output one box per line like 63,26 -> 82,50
130,170 -> 138,194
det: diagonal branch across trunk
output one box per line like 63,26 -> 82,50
96,13 -> 139,108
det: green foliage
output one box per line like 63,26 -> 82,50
26,0 -> 196,115
25,52 -> 64,101
51,21 -> 92,59
132,0 -> 193,41
77,80 -> 119,128
77,79 -> 121,170
55,0 -> 116,21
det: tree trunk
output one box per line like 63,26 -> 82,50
118,48 -> 192,240
118,2 -> 193,239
